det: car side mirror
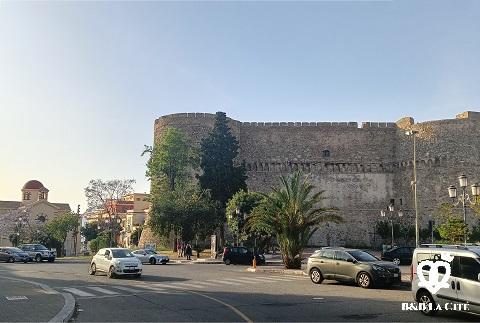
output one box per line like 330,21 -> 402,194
346,258 -> 353,262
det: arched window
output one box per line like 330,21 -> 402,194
322,150 -> 330,158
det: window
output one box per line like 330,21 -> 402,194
458,257 -> 480,281
336,251 -> 352,261
323,250 -> 335,259
23,192 -> 31,200
322,150 -> 330,158
104,250 -> 110,258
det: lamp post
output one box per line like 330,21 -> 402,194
380,204 -> 403,247
405,130 -> 419,247
447,174 -> 479,244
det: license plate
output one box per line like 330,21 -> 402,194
393,273 -> 399,277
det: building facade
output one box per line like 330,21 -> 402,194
147,110 -> 480,247
0,180 -> 79,255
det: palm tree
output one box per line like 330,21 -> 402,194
247,172 -> 341,269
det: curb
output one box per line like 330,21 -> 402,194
49,293 -> 75,323
171,260 -> 223,265
0,276 -> 76,323
246,267 -> 307,276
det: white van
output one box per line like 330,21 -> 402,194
411,245 -> 480,316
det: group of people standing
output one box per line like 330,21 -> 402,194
177,240 -> 193,260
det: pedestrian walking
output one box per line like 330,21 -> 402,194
185,243 -> 192,260
177,240 -> 182,257
180,241 -> 185,257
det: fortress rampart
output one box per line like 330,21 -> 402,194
148,110 -> 480,247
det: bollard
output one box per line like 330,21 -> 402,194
252,257 -> 257,269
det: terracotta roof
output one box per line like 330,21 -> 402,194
23,180 -> 45,190
0,201 -> 22,210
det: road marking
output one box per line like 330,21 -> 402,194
87,286 -> 119,295
169,282 -> 207,289
188,290 -> 252,323
207,279 -> 242,286
192,281 -> 217,286
109,286 -> 143,293
312,297 -> 325,300
63,288 -> 95,297
258,277 -> 292,282
232,277 -> 265,283
6,296 -> 28,300
140,283 -> 179,290
223,277 -> 261,283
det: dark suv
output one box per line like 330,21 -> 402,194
222,246 -> 265,265
381,246 -> 414,265
307,248 -> 401,288
19,244 -> 55,262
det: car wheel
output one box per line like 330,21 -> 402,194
8,257 -> 14,263
149,258 -> 156,265
310,268 -> 323,284
89,263 -> 96,275
393,258 -> 401,265
23,259 -> 28,263
224,259 -> 231,265
417,290 -> 437,316
107,266 -> 116,279
48,259 -> 54,263
357,272 -> 372,289
136,273 -> 142,278
35,254 -> 42,262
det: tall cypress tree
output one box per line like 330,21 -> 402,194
199,112 -> 247,238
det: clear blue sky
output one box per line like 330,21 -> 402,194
1,0 -> 479,211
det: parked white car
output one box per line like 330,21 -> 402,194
412,244 -> 480,316
133,249 -> 169,265
89,248 -> 142,278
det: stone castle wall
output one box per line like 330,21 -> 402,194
144,111 -> 480,247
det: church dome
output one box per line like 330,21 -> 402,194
23,180 -> 45,190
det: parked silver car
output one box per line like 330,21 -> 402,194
412,244 -> 480,316
0,247 -> 29,263
132,249 -> 169,265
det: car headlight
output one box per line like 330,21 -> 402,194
372,265 -> 387,272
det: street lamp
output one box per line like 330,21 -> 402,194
380,204 -> 403,247
447,174 -> 479,244
405,130 -> 420,247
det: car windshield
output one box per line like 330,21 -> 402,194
112,249 -> 135,258
9,248 -> 24,253
35,245 -> 48,250
347,250 -> 378,262
146,250 -> 157,254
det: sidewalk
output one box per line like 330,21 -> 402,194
0,277 -> 74,322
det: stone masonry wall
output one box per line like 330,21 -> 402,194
143,111 -> 480,248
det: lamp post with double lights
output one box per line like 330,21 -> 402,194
447,174 -> 479,244
380,204 -> 403,247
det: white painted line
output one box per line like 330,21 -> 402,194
141,283 -> 176,290
188,281 -> 217,286
87,287 -> 119,295
63,288 -> 95,297
223,278 -> 261,283
312,297 -> 324,300
109,286 -> 143,293
258,277 -> 292,281
49,293 -> 75,323
170,282 -> 206,289
231,277 -> 265,283
6,296 -> 28,300
207,280 -> 242,286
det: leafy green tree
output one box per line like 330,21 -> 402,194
198,112 -> 247,245
247,172 -> 342,269
130,226 -> 143,246
148,185 -> 217,244
434,203 -> 469,243
226,190 -> 263,244
143,127 -> 198,192
81,223 -> 100,242
44,213 -> 79,256
89,230 -> 113,253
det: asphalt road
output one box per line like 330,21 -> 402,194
0,261 -> 477,322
